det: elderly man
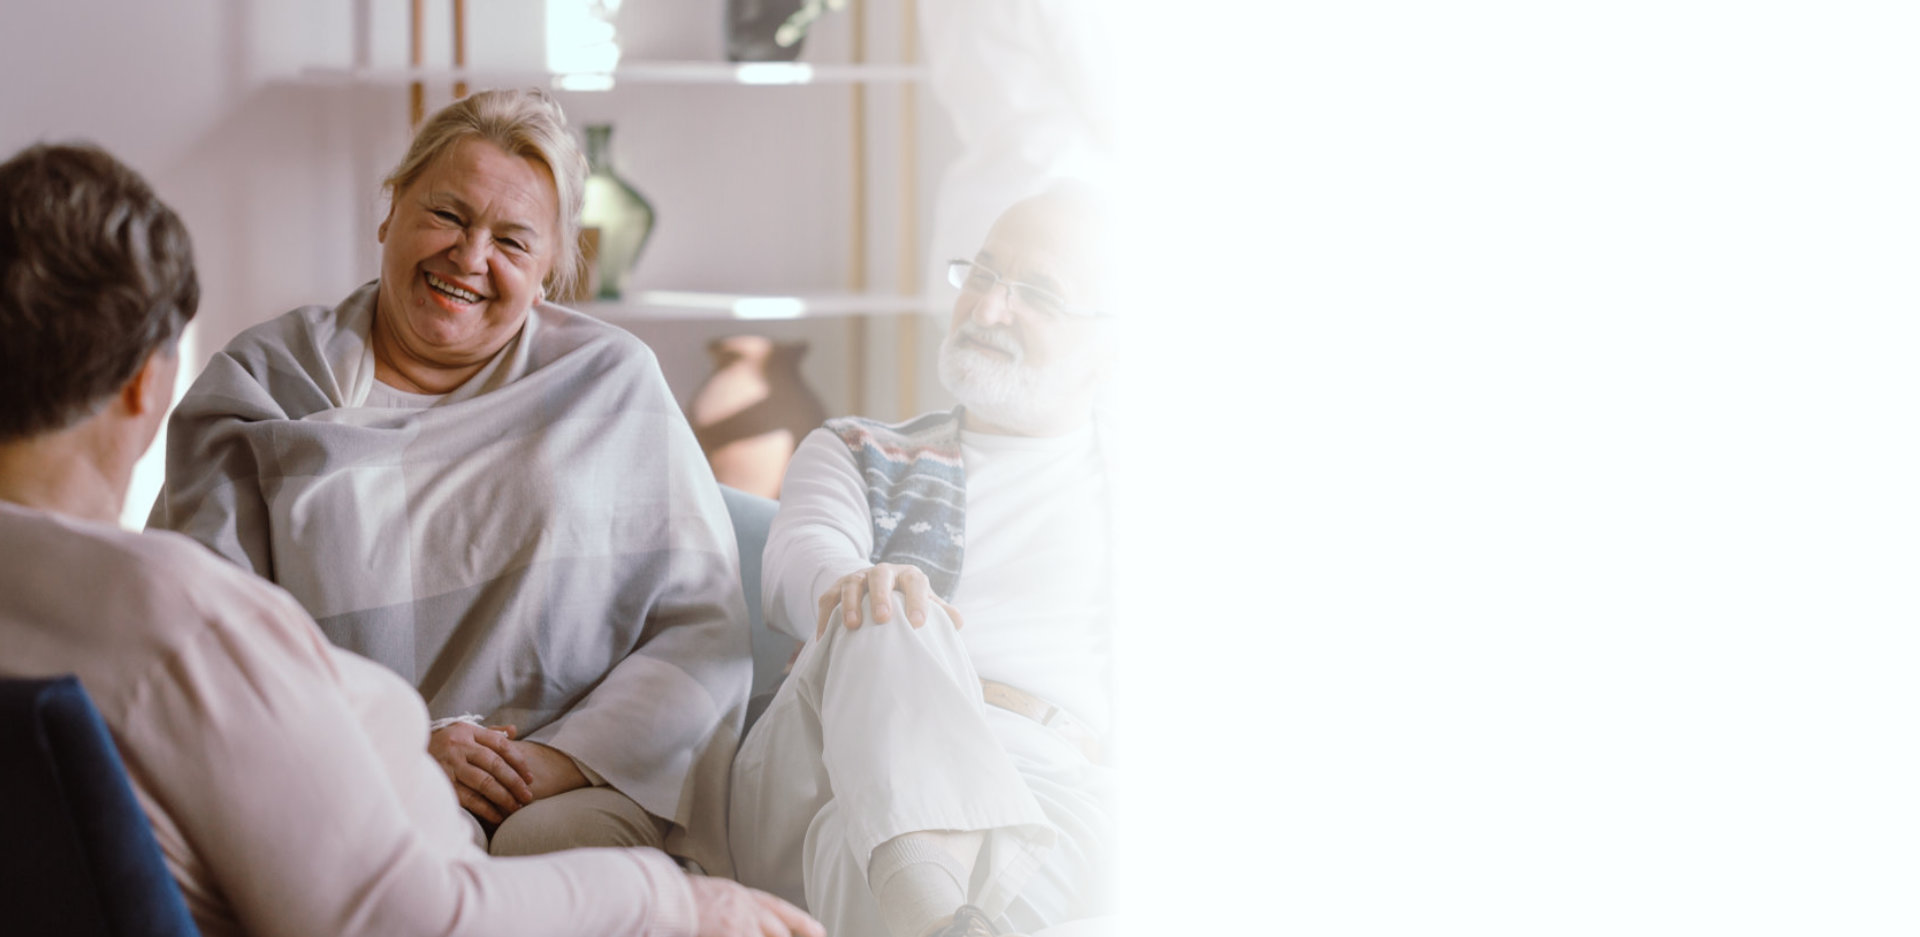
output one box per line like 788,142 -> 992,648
730,185 -> 1118,937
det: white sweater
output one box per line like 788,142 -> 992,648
764,423 -> 1114,736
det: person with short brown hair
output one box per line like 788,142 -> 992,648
0,143 -> 198,444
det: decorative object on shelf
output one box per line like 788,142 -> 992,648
580,124 -> 657,301
614,0 -> 723,61
688,335 -> 828,499
547,0 -> 625,90
726,0 -> 845,63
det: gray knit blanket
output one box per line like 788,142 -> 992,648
149,281 -> 749,876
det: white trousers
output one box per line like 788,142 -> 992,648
730,596 -> 1115,937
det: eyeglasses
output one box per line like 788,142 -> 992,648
946,259 -> 1109,320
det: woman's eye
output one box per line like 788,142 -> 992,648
432,209 -> 460,224
498,238 -> 526,253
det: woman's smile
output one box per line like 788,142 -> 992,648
424,271 -> 486,307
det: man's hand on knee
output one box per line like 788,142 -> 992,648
816,563 -> 965,638
688,875 -> 824,937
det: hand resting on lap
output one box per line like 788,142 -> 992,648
428,722 -> 532,824
429,722 -> 596,823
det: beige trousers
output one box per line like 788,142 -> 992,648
730,595 -> 1114,937
459,785 -> 670,857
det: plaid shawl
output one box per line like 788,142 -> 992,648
149,281 -> 749,876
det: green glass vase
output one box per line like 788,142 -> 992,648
580,124 -> 656,301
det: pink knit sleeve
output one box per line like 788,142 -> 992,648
116,563 -> 699,937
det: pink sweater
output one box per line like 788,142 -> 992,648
0,501 -> 696,937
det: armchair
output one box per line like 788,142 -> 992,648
0,675 -> 199,937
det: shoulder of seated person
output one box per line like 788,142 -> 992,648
125,528 -> 323,640
531,301 -> 654,364
2,520 -> 328,700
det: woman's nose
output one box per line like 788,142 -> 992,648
448,230 -> 488,272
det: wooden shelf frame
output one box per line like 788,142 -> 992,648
582,290 -> 933,323
296,62 -> 929,88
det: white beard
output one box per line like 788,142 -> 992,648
937,325 -> 1098,434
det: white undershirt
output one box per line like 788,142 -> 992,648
364,380 -> 446,409
765,424 -> 1114,736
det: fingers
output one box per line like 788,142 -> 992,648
459,762 -> 524,814
839,575 -> 866,630
433,724 -> 533,806
754,903 -> 789,937
815,587 -> 838,639
690,876 -> 822,937
473,726 -> 535,788
936,596 -> 965,630
481,747 -> 535,803
864,565 -> 897,623
897,566 -> 934,627
455,782 -> 506,825
817,564 -> 959,638
756,890 -> 823,937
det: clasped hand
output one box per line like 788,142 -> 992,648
815,562 -> 964,638
428,722 -> 586,824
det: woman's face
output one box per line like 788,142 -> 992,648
375,137 -> 559,370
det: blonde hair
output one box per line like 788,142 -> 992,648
382,88 -> 588,299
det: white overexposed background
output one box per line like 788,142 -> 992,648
1110,1 -> 1919,934
6,0 -> 1919,932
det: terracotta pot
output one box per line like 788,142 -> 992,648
688,335 -> 828,498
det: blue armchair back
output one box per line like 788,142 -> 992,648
0,675 -> 200,937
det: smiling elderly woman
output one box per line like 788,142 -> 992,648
150,89 -> 749,876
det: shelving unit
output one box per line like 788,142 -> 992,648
584,290 -> 928,323
299,62 -> 928,87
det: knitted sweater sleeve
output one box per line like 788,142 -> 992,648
763,428 -> 877,642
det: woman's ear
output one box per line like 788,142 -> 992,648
120,344 -> 178,418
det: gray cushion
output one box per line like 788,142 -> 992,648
719,485 -> 795,700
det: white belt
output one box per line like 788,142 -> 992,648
979,679 -> 1107,765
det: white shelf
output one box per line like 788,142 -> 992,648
297,62 -> 927,89
582,290 -> 934,322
